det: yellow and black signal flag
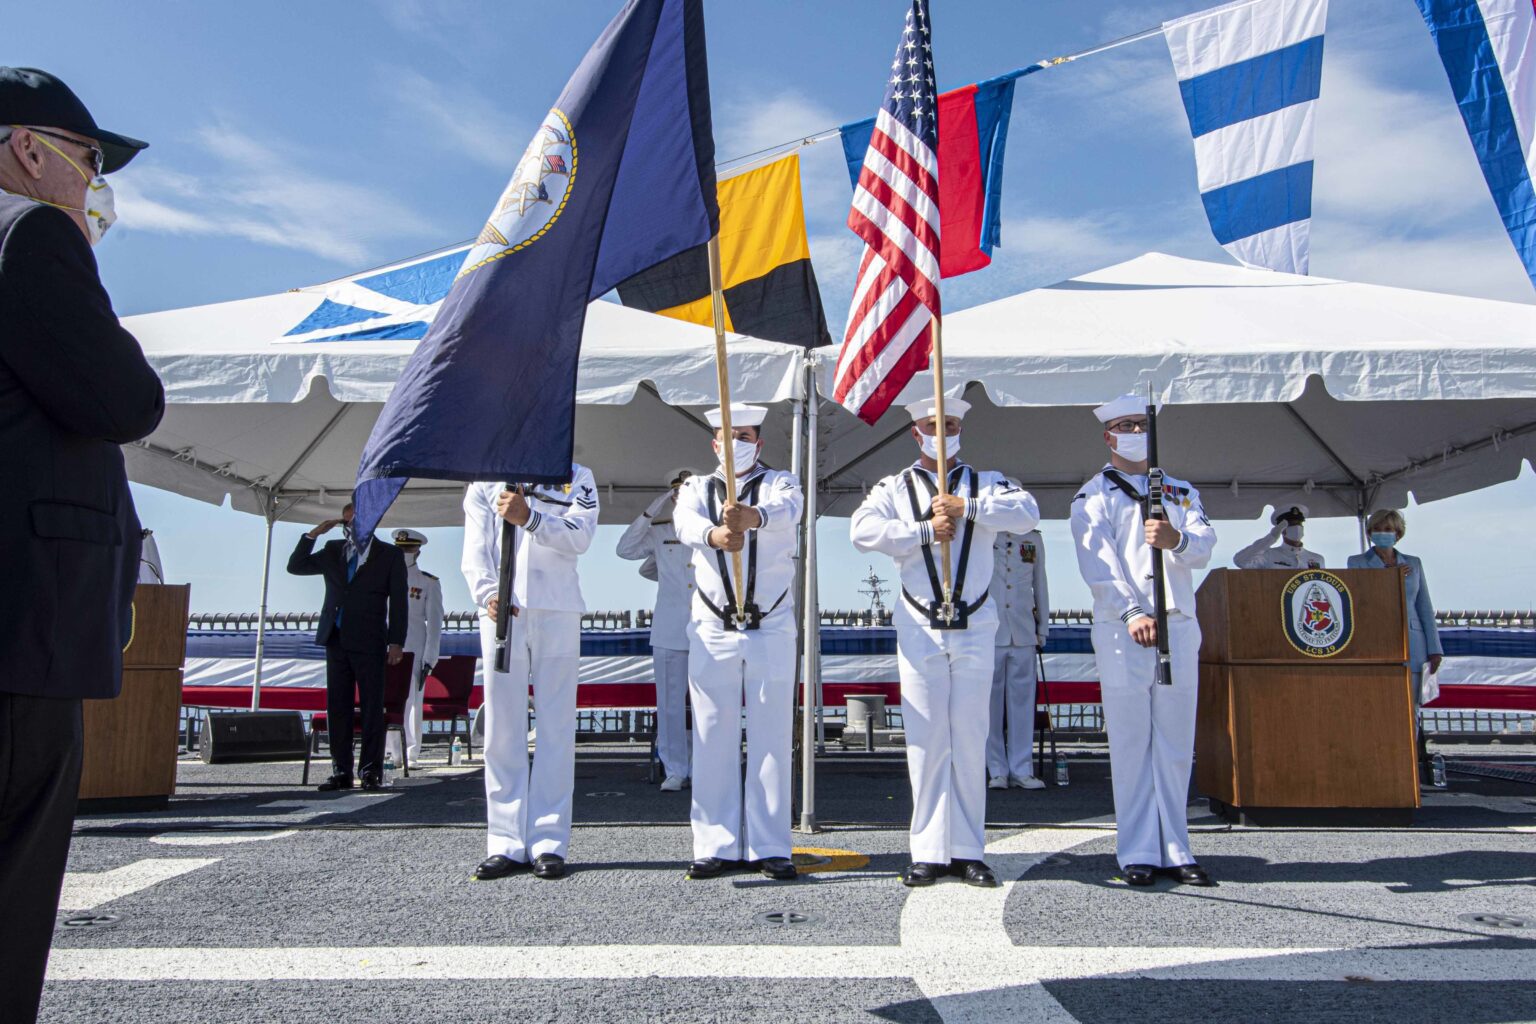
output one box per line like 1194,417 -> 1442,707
616,153 -> 831,349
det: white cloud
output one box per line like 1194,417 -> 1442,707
384,69 -> 524,169
113,124 -> 435,265
1312,57 -> 1490,228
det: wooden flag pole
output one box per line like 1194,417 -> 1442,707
707,234 -> 748,622
930,315 -> 955,619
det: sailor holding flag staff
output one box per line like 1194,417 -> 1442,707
672,403 -> 803,882
852,398 -> 1039,888
1069,394 -> 1217,887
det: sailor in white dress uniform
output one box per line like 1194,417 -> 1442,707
386,528 -> 442,766
987,521 -> 1049,790
1233,503 -> 1325,570
461,467 -> 598,881
1068,394 -> 1217,888
616,470 -> 696,791
851,397 -> 1040,888
672,404 -> 803,882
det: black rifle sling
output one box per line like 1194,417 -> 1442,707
1100,468 -> 1148,510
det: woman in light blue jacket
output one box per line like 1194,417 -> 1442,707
1346,509 -> 1443,706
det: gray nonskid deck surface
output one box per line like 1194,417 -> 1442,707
39,745 -> 1536,1023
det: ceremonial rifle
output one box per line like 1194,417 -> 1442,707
493,484 -> 523,673
1144,394 -> 1174,686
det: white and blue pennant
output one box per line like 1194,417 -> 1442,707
1164,0 -> 1328,275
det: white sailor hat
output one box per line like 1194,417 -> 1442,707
903,397 -> 971,423
1093,393 -> 1160,423
704,403 -> 767,429
1271,504 -> 1310,525
392,528 -> 427,546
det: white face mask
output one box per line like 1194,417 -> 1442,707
716,438 -> 759,475
80,176 -> 116,245
918,430 -> 959,461
25,132 -> 117,245
1112,432 -> 1148,463
1282,524 -> 1304,544
402,550 -> 418,566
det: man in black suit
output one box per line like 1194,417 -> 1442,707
0,69 -> 161,1024
288,502 -> 408,791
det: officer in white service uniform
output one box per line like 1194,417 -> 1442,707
1233,504 -> 1325,570
1069,394 -> 1217,888
672,404 -> 803,882
386,529 -> 443,767
461,467 -> 598,881
137,528 -> 163,583
988,520 -> 1049,790
616,470 -> 696,792
851,398 -> 1040,888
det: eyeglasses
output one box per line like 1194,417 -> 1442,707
1106,418 -> 1149,434
16,126 -> 105,175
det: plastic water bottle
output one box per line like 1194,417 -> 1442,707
449,736 -> 463,766
382,751 -> 396,787
1054,756 -> 1070,787
1431,752 -> 1447,789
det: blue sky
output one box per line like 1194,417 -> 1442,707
12,0 -> 1535,616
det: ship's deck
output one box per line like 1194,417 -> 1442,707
42,744 -> 1536,1024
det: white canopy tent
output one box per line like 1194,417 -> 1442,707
812,253 -> 1536,525
122,249 -> 811,707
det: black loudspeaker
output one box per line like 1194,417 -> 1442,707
199,710 -> 308,764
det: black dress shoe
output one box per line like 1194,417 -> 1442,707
1172,863 -> 1216,886
1123,864 -> 1157,886
316,774 -> 353,792
951,859 -> 998,888
901,862 -> 947,887
359,774 -> 384,791
755,857 -> 797,881
532,854 -> 566,880
685,857 -> 739,880
473,855 -> 524,881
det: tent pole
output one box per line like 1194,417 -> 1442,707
799,358 -> 821,834
251,495 -> 277,711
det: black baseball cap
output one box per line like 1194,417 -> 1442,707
0,67 -> 147,174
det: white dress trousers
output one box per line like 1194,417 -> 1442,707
686,615 -> 796,862
897,614 -> 999,864
653,645 -> 691,780
1092,613 -> 1202,869
478,609 -> 580,861
987,645 -> 1039,781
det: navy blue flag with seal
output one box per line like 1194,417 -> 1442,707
352,0 -> 718,542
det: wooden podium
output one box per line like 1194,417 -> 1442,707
1195,568 -> 1418,825
78,583 -> 190,811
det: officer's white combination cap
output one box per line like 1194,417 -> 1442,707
392,528 -> 427,545
705,403 -> 767,429
1093,393 -> 1159,423
1271,503 -> 1310,525
904,397 -> 970,422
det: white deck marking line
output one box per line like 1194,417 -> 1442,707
901,818 -> 1114,1024
58,858 -> 220,913
46,945 -> 907,981
45,943 -> 1536,984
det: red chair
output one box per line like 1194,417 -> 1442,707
302,652 -> 415,784
421,655 -> 478,762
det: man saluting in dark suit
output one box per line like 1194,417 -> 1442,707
288,501 -> 408,792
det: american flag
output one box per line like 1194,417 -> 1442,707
833,0 -> 940,425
